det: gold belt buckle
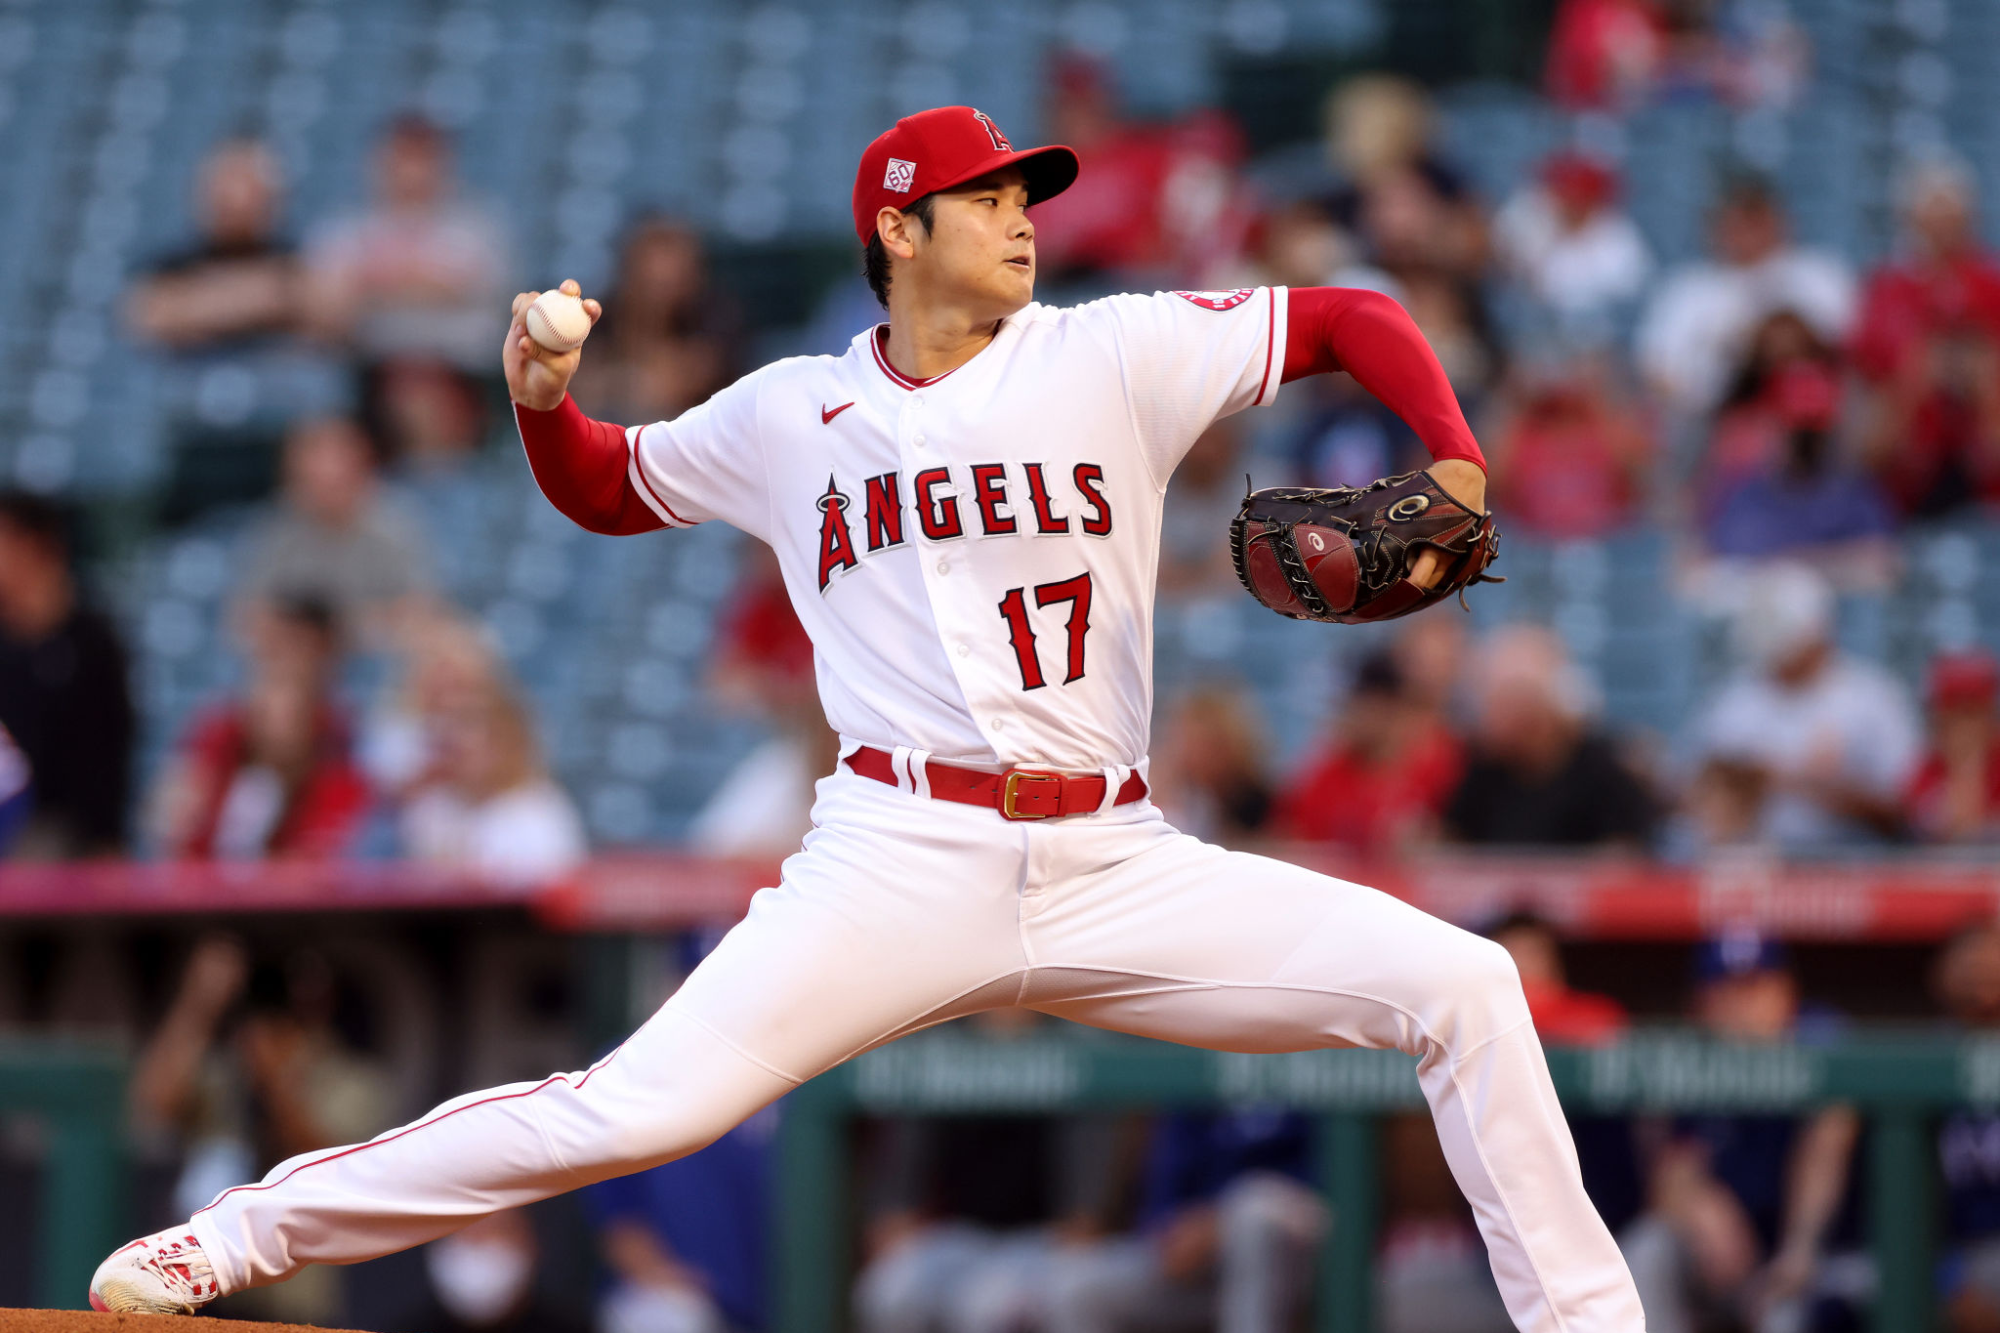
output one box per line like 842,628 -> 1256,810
1000,770 -> 1063,820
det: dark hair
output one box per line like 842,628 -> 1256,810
0,489 -> 69,561
864,193 -> 937,309
268,590 -> 342,644
1716,172 -> 1778,216
385,110 -> 446,148
1350,649 -> 1404,699
1486,909 -> 1556,941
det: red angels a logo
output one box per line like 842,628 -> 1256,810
972,109 -> 1011,151
1171,289 -> 1255,311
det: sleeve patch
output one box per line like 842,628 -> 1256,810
1171,288 -> 1255,311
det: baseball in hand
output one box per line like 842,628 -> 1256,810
524,288 -> 593,353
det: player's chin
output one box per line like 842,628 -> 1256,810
992,262 -> 1035,305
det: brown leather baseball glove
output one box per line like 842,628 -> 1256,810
1229,470 -> 1502,624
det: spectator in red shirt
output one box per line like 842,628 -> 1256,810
1028,54 -> 1250,290
1273,651 -> 1462,856
1488,911 -> 1628,1046
1853,156 -> 2000,517
1486,350 -> 1652,541
1907,651 -> 2000,845
147,594 -> 369,860
708,543 -> 817,716
689,544 -> 835,856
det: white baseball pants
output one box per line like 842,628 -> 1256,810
190,773 -> 1643,1333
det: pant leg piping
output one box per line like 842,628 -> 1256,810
666,1003 -> 808,1086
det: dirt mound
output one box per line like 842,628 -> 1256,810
0,1312 -> 368,1333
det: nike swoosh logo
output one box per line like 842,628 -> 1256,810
821,402 -> 855,425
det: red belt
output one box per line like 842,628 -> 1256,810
845,746 -> 1148,821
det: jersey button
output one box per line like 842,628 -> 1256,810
913,433 -> 927,447
935,559 -> 950,575
990,718 -> 1005,731
956,643 -> 970,657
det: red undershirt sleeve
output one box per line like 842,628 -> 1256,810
1281,286 -> 1486,471
513,395 -> 666,536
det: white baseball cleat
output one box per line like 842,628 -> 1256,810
88,1227 -> 221,1314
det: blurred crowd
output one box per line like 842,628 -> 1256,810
2,37 -> 1995,871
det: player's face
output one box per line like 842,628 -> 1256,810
914,167 -> 1036,316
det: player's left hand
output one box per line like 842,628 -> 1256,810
1411,458 -> 1487,590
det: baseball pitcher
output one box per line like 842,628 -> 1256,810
94,107 -> 1643,1332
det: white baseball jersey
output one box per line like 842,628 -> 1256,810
621,286 -> 1289,771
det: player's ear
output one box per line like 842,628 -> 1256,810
877,206 -> 922,261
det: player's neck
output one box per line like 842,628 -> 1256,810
882,293 -> 1007,382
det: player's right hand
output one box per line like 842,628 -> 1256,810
503,279 -> 602,412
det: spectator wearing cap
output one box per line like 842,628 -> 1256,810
1444,626 -> 1657,848
1493,151 -> 1653,339
1636,178 -> 1855,420
146,594 -> 369,860
236,415 -> 437,647
1273,651 -> 1462,856
1690,563 -> 1919,849
1931,923 -> 2000,1333
1907,651 -> 2000,844
303,114 -> 511,377
1622,933 -> 1863,1333
0,491 -> 135,857
1852,155 -> 2000,518
1698,326 -> 1896,581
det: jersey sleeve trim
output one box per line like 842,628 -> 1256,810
1254,284 -> 1289,407
626,424 -> 698,528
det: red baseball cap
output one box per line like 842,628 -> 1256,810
852,106 -> 1079,246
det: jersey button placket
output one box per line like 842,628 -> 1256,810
907,394 -> 999,750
